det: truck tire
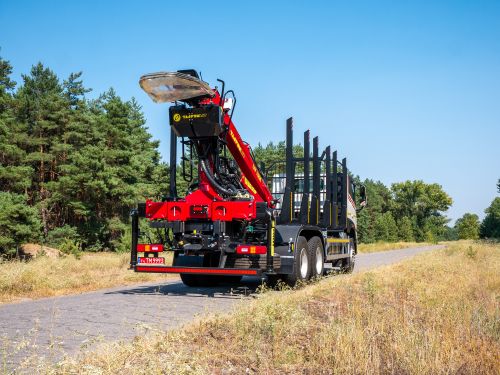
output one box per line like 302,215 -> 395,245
284,236 -> 311,286
182,274 -> 226,287
180,273 -> 208,287
174,254 -> 220,287
218,276 -> 243,284
309,236 -> 325,277
342,238 -> 356,273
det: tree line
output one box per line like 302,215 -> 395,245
1,56 -> 498,256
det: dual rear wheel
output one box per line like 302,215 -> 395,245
283,236 -> 325,286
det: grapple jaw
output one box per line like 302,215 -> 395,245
139,71 -> 214,103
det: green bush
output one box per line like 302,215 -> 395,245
59,238 -> 82,259
46,225 -> 80,247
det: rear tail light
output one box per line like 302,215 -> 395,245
236,245 -> 267,255
137,244 -> 164,252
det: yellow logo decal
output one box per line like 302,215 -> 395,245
243,176 -> 257,195
182,113 -> 208,120
173,113 -> 208,122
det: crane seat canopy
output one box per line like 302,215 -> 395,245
139,71 -> 214,103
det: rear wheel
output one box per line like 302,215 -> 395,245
342,237 -> 356,273
217,276 -> 243,284
174,254 -> 221,287
180,273 -> 211,287
285,236 -> 311,286
309,236 -> 325,277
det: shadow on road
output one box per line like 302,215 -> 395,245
105,276 -> 263,299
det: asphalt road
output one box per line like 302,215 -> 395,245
0,245 -> 443,369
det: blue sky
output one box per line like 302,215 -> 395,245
1,0 -> 499,222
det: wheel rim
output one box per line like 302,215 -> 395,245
348,241 -> 355,267
315,246 -> 323,274
299,248 -> 308,279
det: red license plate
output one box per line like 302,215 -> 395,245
138,257 -> 165,264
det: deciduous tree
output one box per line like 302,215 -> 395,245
480,198 -> 500,239
455,213 -> 480,240
391,180 -> 452,241
374,212 -> 398,242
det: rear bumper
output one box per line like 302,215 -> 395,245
135,265 -> 262,276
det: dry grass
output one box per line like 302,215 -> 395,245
0,252 -> 172,303
358,241 -> 432,253
50,241 -> 500,375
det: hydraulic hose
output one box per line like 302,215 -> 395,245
199,158 -> 238,197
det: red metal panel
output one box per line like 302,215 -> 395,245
211,201 -> 256,220
146,198 -> 257,221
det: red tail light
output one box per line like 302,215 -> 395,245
236,245 -> 267,255
137,244 -> 164,252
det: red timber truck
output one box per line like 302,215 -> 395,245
130,70 -> 366,287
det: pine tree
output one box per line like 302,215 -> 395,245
15,63 -> 70,235
0,55 -> 33,194
0,192 -> 41,255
